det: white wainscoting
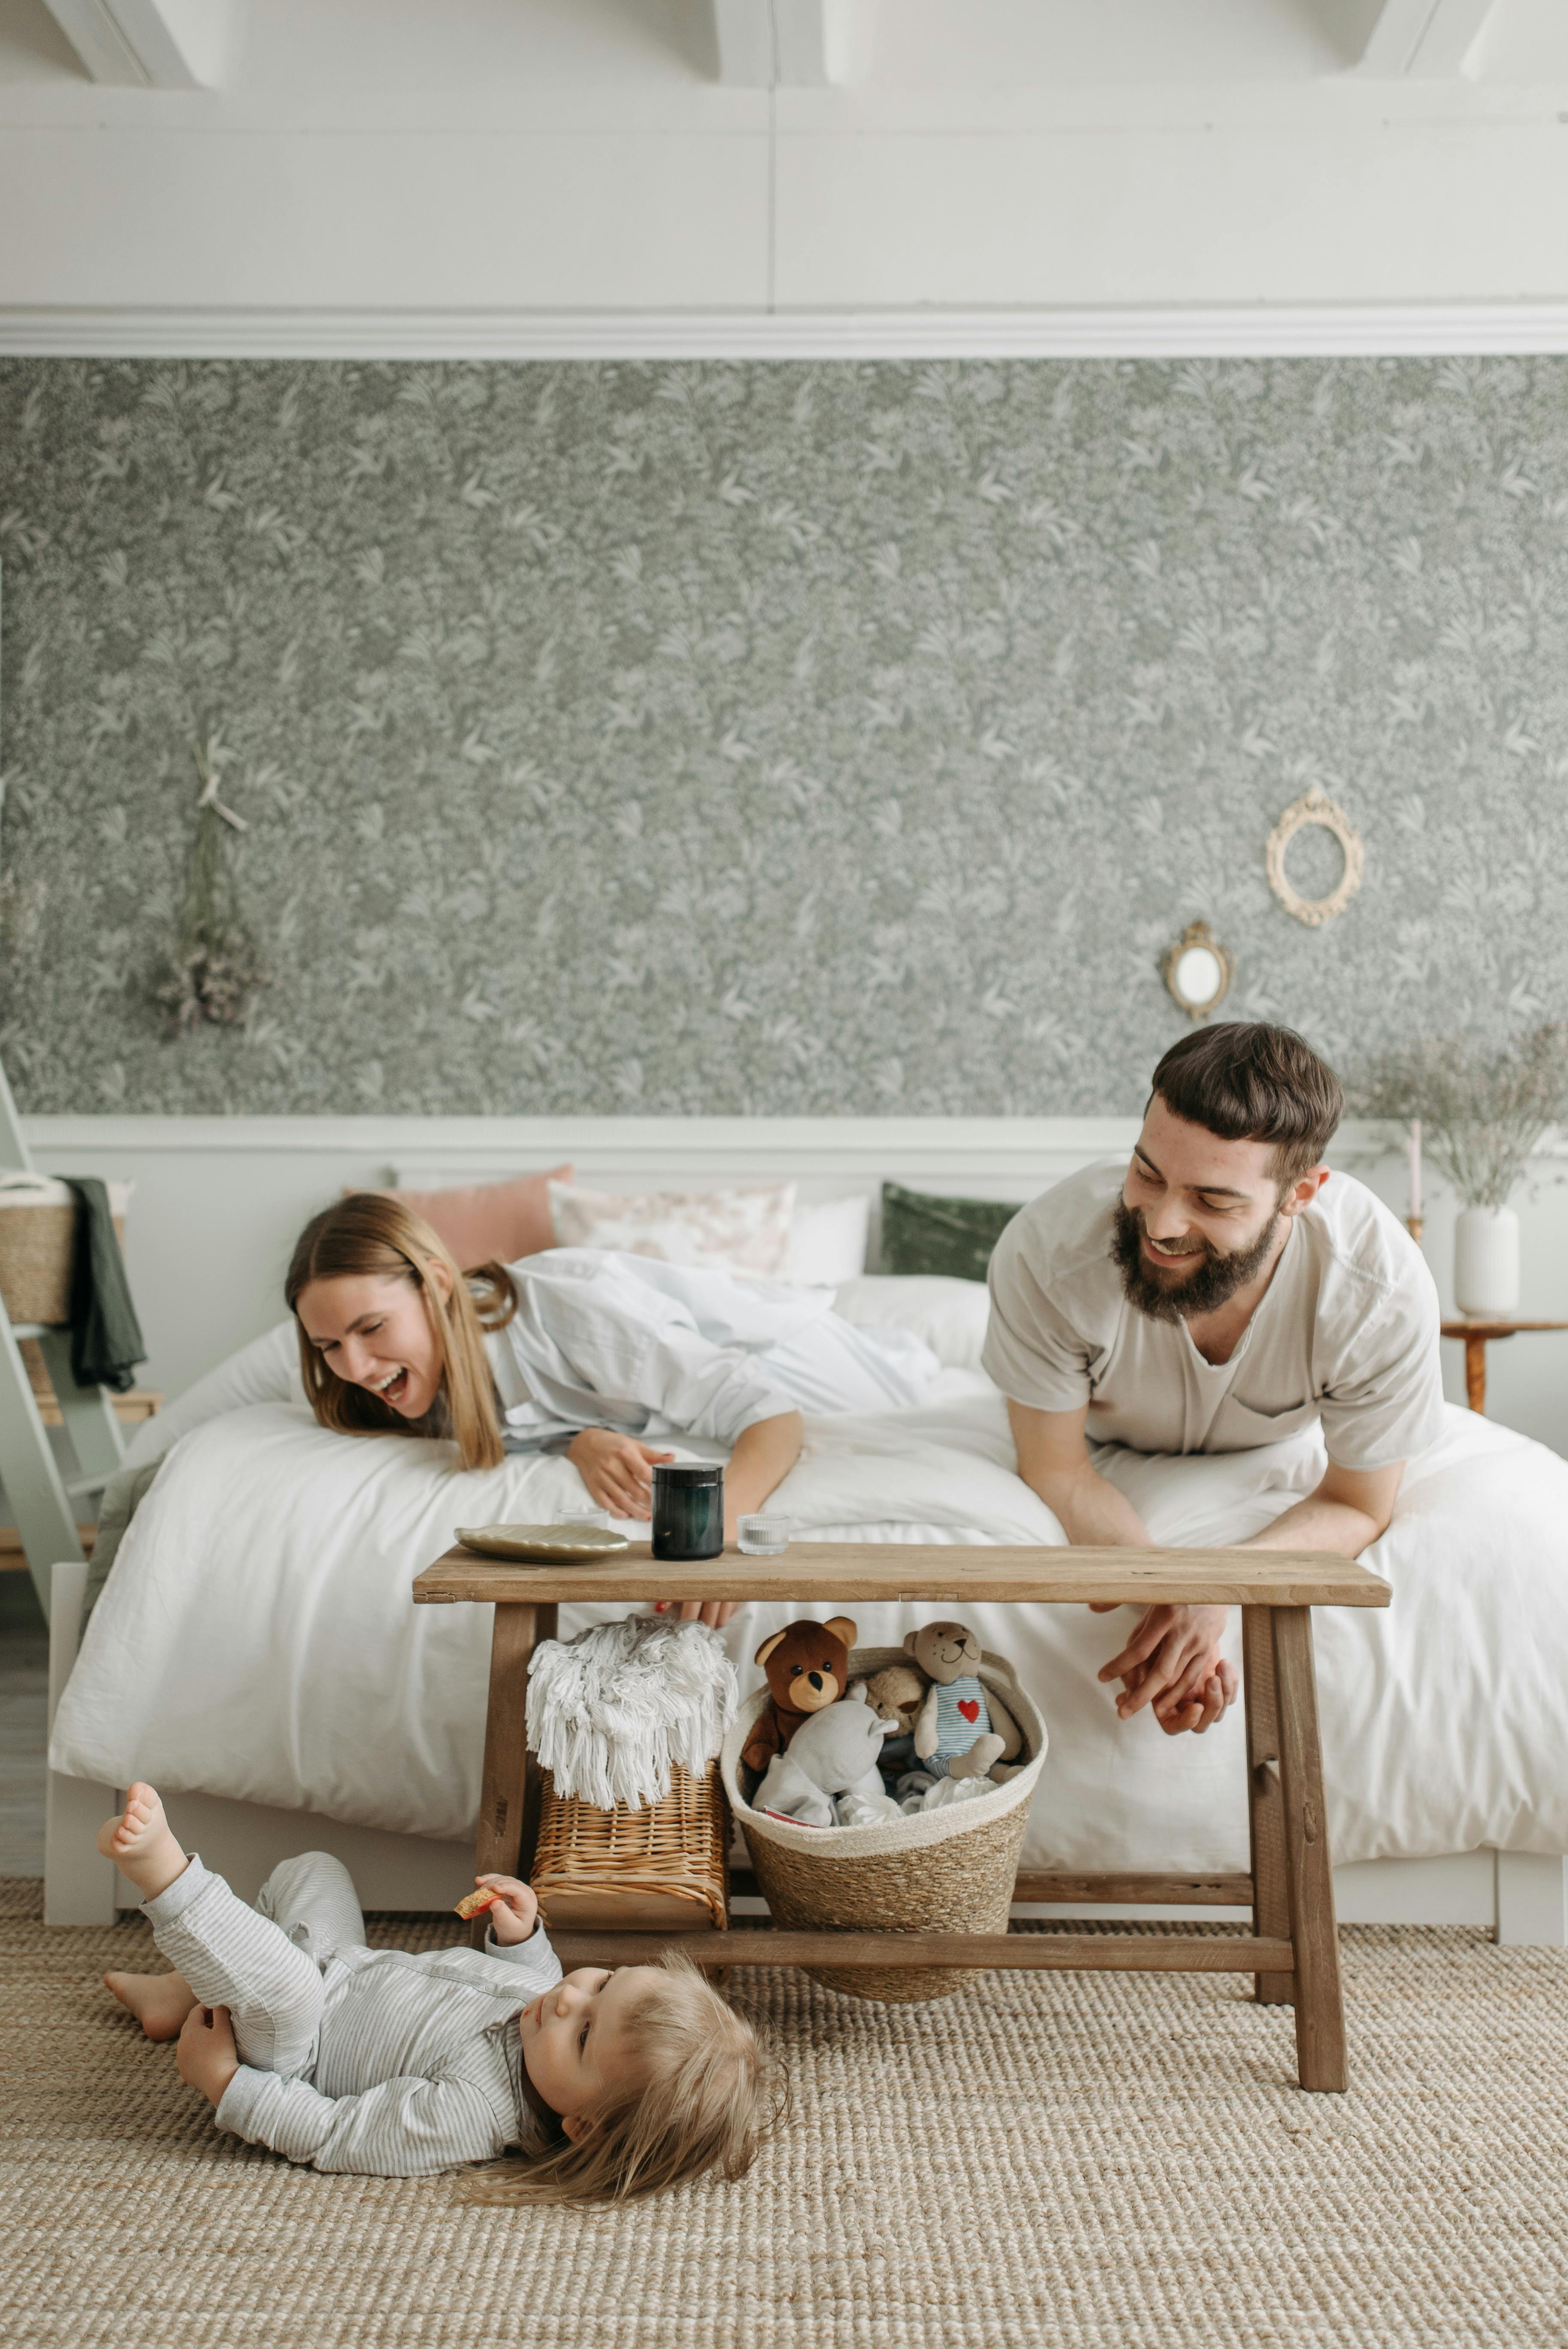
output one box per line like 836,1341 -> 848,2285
21,1113 -> 1568,1452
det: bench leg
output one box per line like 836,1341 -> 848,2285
1273,1606 -> 1348,2092
1242,1604 -> 1293,2006
472,1600 -> 556,1946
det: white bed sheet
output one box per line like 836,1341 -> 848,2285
53,1373 -> 1568,1874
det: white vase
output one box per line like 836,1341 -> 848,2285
1453,1206 -> 1520,1318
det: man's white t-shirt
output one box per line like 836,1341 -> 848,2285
981,1160 -> 1444,1472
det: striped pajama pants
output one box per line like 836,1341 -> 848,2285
142,1850 -> 367,2078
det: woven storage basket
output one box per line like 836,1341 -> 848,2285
0,1178 -> 131,1328
530,1760 -> 730,1931
722,1645 -> 1047,2004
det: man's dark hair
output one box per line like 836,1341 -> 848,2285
1148,1022 -> 1343,1186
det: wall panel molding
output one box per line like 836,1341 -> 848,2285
6,303 -> 1568,360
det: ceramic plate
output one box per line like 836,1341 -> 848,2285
455,1522 -> 630,1562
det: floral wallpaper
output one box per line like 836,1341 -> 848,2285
1,355 -> 1565,1116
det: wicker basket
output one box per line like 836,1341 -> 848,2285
722,1646 -> 1048,2004
0,1178 -> 131,1328
530,1761 -> 730,1931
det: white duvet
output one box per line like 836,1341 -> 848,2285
52,1361 -> 1568,1874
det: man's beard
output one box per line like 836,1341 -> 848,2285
1111,1197 -> 1281,1324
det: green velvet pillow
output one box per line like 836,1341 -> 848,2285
878,1182 -> 1021,1283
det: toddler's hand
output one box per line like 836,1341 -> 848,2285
474,1875 -> 539,1945
177,2001 -> 239,2107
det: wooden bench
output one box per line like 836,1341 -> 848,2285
414,1540 -> 1391,2092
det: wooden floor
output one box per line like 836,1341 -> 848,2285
0,1574 -> 47,1877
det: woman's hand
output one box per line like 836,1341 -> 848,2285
472,1875 -> 539,1946
177,2002 -> 239,2107
566,1430 -> 673,1519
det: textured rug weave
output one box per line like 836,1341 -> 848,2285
3,1880 -> 1566,2349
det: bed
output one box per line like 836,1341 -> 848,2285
45,1267 -> 1568,1942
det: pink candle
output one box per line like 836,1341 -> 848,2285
1408,1120 -> 1422,1221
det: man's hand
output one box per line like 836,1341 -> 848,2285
566,1430 -> 673,1519
472,1875 -> 539,1946
1098,1603 -> 1237,1735
177,2002 -> 239,2107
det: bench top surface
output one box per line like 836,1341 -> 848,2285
414,1540 -> 1390,1609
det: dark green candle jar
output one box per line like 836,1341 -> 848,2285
651,1462 -> 725,1560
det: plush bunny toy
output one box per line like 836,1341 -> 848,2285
752,1697 -> 904,1828
904,1620 -> 1025,1783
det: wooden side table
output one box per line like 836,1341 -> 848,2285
415,1539 -> 1389,2094
1440,1318 -> 1568,1415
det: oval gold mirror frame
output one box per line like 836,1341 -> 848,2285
1265,787 -> 1364,927
1162,920 -> 1234,1022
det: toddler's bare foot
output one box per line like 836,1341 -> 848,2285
96,1783 -> 188,1902
103,1969 -> 198,2041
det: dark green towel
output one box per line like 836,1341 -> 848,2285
63,1177 -> 146,1394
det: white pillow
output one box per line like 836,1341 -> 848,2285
829,1274 -> 993,1372
122,1319 -> 303,1470
789,1194 -> 871,1287
547,1179 -> 797,1281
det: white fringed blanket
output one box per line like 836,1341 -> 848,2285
526,1617 -> 738,1810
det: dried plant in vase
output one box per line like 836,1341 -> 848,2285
156,741 -> 268,1036
1362,1024 -> 1568,1315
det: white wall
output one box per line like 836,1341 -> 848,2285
23,1114 -> 1568,1458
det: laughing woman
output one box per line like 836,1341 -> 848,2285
277,1194 -> 937,1619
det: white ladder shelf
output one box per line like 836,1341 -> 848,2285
0,1056 -> 125,1621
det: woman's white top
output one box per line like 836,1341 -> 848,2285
487,1248 -> 936,1450
120,1248 -> 941,1474
982,1160 -> 1444,1472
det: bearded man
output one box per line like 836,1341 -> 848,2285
983,1022 -> 1443,1739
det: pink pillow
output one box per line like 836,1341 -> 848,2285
351,1166 -> 573,1269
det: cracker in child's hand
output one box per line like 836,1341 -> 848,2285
454,1886 -> 503,1921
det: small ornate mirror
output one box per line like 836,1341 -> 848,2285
1163,920 -> 1234,1021
1265,787 -> 1363,927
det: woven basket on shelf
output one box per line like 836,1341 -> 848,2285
0,1182 -> 130,1328
530,1761 -> 730,1932
721,1645 -> 1047,2004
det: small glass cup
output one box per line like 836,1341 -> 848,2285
557,1504 -> 613,1531
737,1514 -> 790,1556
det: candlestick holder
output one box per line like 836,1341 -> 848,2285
1405,1214 -> 1425,1247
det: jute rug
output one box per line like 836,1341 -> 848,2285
3,1880 -> 1565,2349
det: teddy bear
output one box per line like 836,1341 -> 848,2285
752,1696 -> 904,1828
740,1616 -> 858,1773
903,1620 -> 1026,1783
846,1661 -> 928,1775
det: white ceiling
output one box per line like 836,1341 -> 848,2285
1,0 -> 1565,96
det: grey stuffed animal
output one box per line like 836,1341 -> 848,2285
753,1696 -> 904,1827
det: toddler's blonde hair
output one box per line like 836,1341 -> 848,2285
458,1952 -> 787,2208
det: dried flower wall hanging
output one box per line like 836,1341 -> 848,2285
156,740 -> 268,1035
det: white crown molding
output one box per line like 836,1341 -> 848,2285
6,303 -> 1568,360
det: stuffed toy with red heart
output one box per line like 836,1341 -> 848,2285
902,1620 -> 1025,1784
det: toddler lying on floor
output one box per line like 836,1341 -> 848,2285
99,1784 -> 781,2204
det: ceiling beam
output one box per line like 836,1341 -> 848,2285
39,0 -> 234,88
710,0 -> 842,87
1356,0 -> 1499,79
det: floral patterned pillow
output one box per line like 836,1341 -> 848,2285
546,1180 -> 797,1281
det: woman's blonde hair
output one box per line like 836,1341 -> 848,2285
457,1952 -> 787,2209
285,1194 -> 518,1472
